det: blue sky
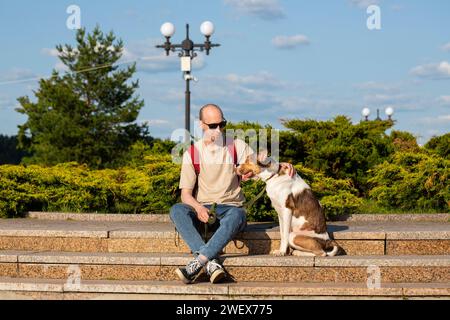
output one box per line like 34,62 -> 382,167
0,0 -> 449,144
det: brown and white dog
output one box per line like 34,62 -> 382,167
237,150 -> 343,257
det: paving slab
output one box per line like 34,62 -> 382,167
3,251 -> 448,268
1,219 -> 449,240
25,212 -> 450,223
314,255 -> 450,267
1,277 -> 448,297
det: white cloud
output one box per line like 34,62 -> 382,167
0,97 -> 12,109
272,35 -> 310,49
223,71 -> 283,88
349,0 -> 381,8
437,115 -> 450,122
364,93 -> 413,104
437,95 -> 450,106
0,68 -> 38,82
354,81 -> 400,93
417,115 -> 450,125
390,4 -> 405,12
224,0 -> 285,20
41,47 -> 71,72
362,92 -> 432,112
41,48 -> 60,57
442,42 -> 450,52
42,39 -> 207,75
141,119 -> 170,126
410,61 -> 450,80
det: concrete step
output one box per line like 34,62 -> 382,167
1,250 -> 449,284
0,277 -> 448,300
25,212 -> 450,223
0,219 -> 449,255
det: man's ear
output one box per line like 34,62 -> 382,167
257,149 -> 268,162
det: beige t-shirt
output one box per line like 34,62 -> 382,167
179,138 -> 254,206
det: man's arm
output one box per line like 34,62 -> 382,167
240,162 -> 297,180
181,189 -> 210,223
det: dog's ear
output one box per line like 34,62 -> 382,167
257,149 -> 268,163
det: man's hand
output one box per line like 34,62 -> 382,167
241,171 -> 254,182
280,162 -> 296,178
196,206 -> 210,223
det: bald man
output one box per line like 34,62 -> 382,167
170,104 -> 296,284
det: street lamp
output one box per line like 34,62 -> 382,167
375,108 -> 382,121
156,21 -> 221,144
361,107 -> 395,122
385,107 -> 394,121
362,107 -> 371,121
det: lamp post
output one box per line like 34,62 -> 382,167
361,107 -> 395,122
156,21 -> 221,144
375,108 -> 382,121
362,107 -> 371,121
385,107 -> 394,121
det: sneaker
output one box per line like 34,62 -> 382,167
206,259 -> 226,284
175,258 -> 204,284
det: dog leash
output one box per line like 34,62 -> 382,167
173,203 -> 218,246
243,186 -> 267,210
203,203 -> 217,243
243,172 -> 278,210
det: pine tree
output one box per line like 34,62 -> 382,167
16,26 -> 150,169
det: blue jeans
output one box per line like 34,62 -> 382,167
169,203 -> 247,260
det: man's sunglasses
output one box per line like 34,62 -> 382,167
204,120 -> 227,129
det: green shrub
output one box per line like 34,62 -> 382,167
241,164 -> 363,221
0,155 -> 365,220
295,164 -> 363,219
368,152 -> 449,212
0,155 -> 180,218
424,133 -> 450,159
281,116 -> 395,195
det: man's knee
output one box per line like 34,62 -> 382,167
226,207 -> 247,227
169,203 -> 193,221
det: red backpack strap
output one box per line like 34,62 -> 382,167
189,144 -> 200,175
226,139 -> 238,167
227,139 -> 241,183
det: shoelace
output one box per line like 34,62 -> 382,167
186,259 -> 202,275
206,260 -> 223,275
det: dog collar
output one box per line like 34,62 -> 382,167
263,164 -> 281,182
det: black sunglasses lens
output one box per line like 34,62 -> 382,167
207,121 -> 227,129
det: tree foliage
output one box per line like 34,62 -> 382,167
368,152 -> 449,212
15,26 -> 150,169
0,135 -> 30,165
281,116 -> 394,194
425,133 -> 450,159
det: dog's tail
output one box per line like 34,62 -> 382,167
325,240 -> 344,257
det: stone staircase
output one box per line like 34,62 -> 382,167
0,213 -> 448,299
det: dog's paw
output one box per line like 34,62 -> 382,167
271,249 -> 288,256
